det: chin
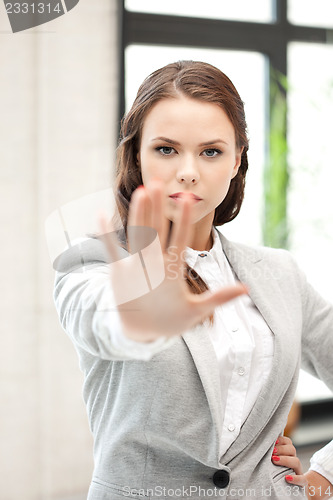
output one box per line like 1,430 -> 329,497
166,209 -> 202,225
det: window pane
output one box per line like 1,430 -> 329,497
125,0 -> 274,23
125,45 -> 267,246
288,42 -> 333,402
288,0 -> 333,28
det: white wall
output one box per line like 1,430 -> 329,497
0,1 -> 119,498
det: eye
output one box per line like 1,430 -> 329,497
156,146 -> 176,156
202,148 -> 222,158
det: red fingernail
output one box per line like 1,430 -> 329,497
137,185 -> 144,189
275,439 -> 279,445
272,456 -> 280,461
273,447 -> 277,454
285,475 -> 293,481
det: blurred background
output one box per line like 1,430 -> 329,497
0,1 -> 333,498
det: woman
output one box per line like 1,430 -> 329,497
54,61 -> 333,499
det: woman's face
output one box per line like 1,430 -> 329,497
137,95 -> 242,231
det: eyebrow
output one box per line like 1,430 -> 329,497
151,136 -> 229,146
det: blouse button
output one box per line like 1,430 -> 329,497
238,367 -> 245,376
228,424 -> 235,432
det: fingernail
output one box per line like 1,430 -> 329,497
273,447 -> 277,454
272,456 -> 280,461
285,475 -> 293,481
275,439 -> 279,445
137,185 -> 144,189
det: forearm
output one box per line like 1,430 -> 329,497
305,471 -> 333,499
55,266 -> 175,360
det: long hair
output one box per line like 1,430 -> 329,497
113,60 -> 249,323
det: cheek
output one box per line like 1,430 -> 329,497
140,163 -> 162,184
140,154 -> 172,183
213,174 -> 234,202
139,151 -> 154,183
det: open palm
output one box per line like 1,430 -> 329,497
100,180 -> 246,343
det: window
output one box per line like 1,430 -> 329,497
288,41 -> 333,403
125,0 -> 274,23
119,0 -> 333,404
288,0 -> 333,28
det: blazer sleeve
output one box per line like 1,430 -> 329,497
297,257 -> 333,391
53,237 -> 175,361
293,257 -> 333,483
310,440 -> 333,486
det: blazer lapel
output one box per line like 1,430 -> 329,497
182,329 -> 223,465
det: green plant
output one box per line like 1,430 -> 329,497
263,68 -> 289,249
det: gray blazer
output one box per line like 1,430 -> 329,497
54,231 -> 333,499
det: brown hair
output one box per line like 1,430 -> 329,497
113,60 -> 249,323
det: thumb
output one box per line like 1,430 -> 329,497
195,283 -> 248,316
285,474 -> 309,488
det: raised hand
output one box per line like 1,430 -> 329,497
100,179 -> 247,343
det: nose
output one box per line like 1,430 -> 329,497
176,156 -> 200,184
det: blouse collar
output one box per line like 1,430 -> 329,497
184,227 -> 223,269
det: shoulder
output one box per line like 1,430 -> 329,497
216,229 -> 296,267
53,231 -> 129,276
215,230 -> 309,299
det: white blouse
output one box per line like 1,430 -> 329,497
184,228 -> 274,455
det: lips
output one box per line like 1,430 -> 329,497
169,192 -> 202,201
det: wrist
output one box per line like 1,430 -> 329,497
123,330 -> 158,343
121,323 -> 159,343
305,470 -> 333,499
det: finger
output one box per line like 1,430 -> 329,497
276,435 -> 292,447
127,187 -> 153,254
128,182 -> 167,256
191,283 -> 248,319
127,186 -> 148,228
99,214 -> 121,264
168,193 -> 194,259
274,436 -> 296,457
272,455 -> 303,475
275,444 -> 296,457
148,179 -> 169,251
285,474 -> 308,488
142,187 -> 153,227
